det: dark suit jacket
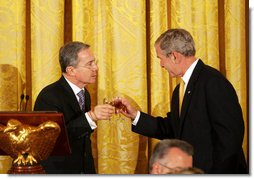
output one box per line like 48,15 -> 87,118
34,76 -> 96,174
133,60 -> 248,174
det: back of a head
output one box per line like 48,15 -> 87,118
155,28 -> 196,57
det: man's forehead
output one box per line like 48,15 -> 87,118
78,49 -> 95,60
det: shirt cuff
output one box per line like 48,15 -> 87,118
85,112 -> 97,130
132,111 -> 140,126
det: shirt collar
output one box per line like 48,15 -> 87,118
182,58 -> 199,86
63,76 -> 84,95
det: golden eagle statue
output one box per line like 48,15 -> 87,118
0,119 -> 60,166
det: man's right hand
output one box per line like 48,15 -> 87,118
113,97 -> 138,120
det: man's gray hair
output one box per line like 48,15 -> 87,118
155,28 -> 196,57
59,41 -> 90,73
149,139 -> 194,172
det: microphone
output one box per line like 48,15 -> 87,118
19,94 -> 25,111
24,95 -> 29,111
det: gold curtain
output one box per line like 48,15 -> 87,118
148,0 -> 169,163
224,0 -> 248,163
31,0 -> 63,103
0,0 -> 248,174
0,0 -> 26,173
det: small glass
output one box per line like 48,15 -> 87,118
103,97 -> 126,114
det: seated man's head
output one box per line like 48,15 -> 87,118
149,139 -> 193,174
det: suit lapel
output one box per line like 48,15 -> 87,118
179,60 -> 205,134
59,76 -> 91,112
59,76 -> 81,112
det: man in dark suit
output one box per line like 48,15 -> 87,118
34,41 -> 115,174
115,29 -> 248,174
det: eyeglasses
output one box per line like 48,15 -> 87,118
158,162 -> 184,174
76,60 -> 98,70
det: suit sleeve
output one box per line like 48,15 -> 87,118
132,112 -> 175,139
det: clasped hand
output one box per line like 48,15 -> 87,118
88,104 -> 115,121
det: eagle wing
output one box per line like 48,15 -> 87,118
26,121 -> 61,162
0,121 -> 20,159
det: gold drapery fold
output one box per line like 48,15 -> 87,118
73,0 -> 149,174
148,0 -> 169,161
31,0 -> 64,106
171,0 -> 220,69
224,0 -> 247,160
0,0 -> 26,173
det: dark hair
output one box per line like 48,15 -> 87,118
149,139 -> 194,172
155,28 -> 196,57
59,41 -> 90,72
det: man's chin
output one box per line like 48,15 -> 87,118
89,79 -> 97,84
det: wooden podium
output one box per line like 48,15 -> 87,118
0,111 -> 71,174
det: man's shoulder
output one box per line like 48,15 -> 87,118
198,61 -> 225,79
41,79 -> 61,91
38,77 -> 65,96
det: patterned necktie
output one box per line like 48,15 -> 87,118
77,90 -> 85,111
179,79 -> 185,115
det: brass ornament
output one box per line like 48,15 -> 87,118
0,119 -> 61,166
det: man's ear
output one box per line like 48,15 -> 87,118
172,51 -> 182,64
171,51 -> 177,60
151,163 -> 160,174
66,66 -> 75,76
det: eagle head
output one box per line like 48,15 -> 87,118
3,119 -> 21,133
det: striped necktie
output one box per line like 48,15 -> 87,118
77,90 -> 85,111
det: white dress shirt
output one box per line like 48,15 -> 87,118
64,76 -> 97,129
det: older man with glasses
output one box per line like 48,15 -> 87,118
149,139 -> 194,174
34,41 -> 115,174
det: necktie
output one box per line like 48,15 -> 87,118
77,90 -> 85,111
179,79 -> 185,115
